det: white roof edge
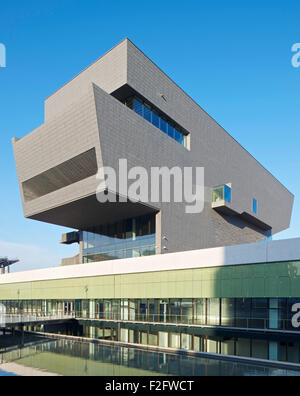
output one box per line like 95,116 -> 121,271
1,237 -> 300,285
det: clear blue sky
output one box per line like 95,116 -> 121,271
0,0 -> 299,272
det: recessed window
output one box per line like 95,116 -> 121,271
125,96 -> 189,149
252,198 -> 258,214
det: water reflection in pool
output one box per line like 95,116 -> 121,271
1,339 -> 300,377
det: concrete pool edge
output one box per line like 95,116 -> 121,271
0,362 -> 61,377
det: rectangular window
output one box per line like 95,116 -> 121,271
125,96 -> 189,148
212,186 -> 224,203
134,98 -> 144,117
221,298 -> 235,327
170,299 -> 181,323
212,185 -> 231,204
252,198 -> 258,214
175,128 -> 183,144
251,298 -> 268,329
182,300 -> 193,324
152,112 -> 160,129
143,103 -> 152,123
194,299 -> 206,325
224,185 -> 232,203
170,333 -> 181,349
207,298 -> 220,326
160,118 -> 167,134
167,124 -> 175,139
236,298 -> 251,328
159,299 -> 169,323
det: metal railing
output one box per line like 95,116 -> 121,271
2,311 -> 298,332
0,312 -> 75,327
78,312 -> 196,324
76,313 -> 300,331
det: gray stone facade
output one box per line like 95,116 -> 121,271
12,39 -> 294,263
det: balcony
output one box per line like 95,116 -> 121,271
212,184 -> 236,216
212,184 -> 271,230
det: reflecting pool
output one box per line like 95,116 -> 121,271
1,339 -> 300,376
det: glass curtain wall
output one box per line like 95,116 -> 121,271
2,298 -> 300,332
83,214 -> 156,263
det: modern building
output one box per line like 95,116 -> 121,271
1,40 -> 299,368
11,38 -> 293,265
1,238 -> 300,364
0,258 -> 19,275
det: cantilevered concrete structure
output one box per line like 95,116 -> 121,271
12,39 -> 294,264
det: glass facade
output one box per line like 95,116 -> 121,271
82,214 -> 156,263
124,96 -> 189,148
3,297 -> 300,332
4,297 -> 300,365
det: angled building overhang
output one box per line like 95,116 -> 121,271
11,38 -> 294,251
